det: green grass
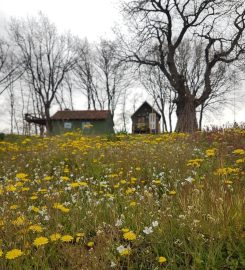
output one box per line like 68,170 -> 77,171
0,130 -> 244,269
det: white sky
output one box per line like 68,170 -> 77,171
0,0 -> 244,132
1,0 -> 120,40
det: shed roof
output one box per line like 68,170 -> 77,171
131,101 -> 161,118
51,110 -> 111,120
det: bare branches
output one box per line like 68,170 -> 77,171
9,13 -> 78,133
0,38 -> 22,95
121,0 -> 245,131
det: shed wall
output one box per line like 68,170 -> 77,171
51,118 -> 114,135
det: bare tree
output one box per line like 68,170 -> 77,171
0,38 -> 21,95
121,0 -> 245,132
75,38 -> 132,118
96,39 -> 131,118
117,89 -> 131,132
9,13 -> 77,134
74,39 -> 105,110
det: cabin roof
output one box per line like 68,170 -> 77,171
131,101 -> 161,118
51,110 -> 112,120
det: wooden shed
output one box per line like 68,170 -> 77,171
50,110 -> 114,135
131,101 -> 161,134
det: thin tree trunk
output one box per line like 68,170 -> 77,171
199,104 -> 204,130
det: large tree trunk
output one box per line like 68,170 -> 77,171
45,106 -> 52,135
175,97 -> 198,133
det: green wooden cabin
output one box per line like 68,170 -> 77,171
50,110 -> 114,135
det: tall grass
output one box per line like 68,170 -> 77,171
0,129 -> 244,269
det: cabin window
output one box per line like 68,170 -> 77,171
64,122 -> 72,129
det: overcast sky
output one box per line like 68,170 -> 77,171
1,0 -> 120,40
0,0 -> 244,132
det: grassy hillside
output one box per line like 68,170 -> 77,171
0,130 -> 244,269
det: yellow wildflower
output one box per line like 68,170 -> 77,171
187,159 -> 203,167
6,249 -> 23,260
31,206 -> 40,213
123,231 -> 136,241
16,173 -> 28,180
236,158 -> 244,164
53,203 -> 70,213
232,149 -> 245,155
70,182 -> 79,188
50,233 -> 61,241
125,187 -> 136,195
130,201 -> 137,206
61,176 -> 70,181
120,248 -> 131,256
33,237 -> 49,247
44,176 -> 52,181
10,205 -> 19,210
158,256 -> 167,264
120,180 -> 127,184
61,235 -> 73,242
12,216 -> 26,226
153,180 -> 161,184
87,241 -> 94,247
29,225 -> 43,233
76,232 -> 85,242
206,148 -> 216,157
6,185 -> 17,192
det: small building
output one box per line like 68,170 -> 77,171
25,110 -> 114,135
131,101 -> 161,134
51,110 -> 114,135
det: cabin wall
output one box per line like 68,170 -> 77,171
51,117 -> 114,135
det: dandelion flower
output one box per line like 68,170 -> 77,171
50,233 -> 61,241
123,231 -> 136,241
130,201 -> 137,206
76,233 -> 85,242
87,241 -> 94,247
29,225 -> 43,233
158,256 -> 167,264
232,149 -> 245,155
6,249 -> 23,260
61,235 -> 73,242
33,236 -> 49,247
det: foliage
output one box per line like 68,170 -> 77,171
0,130 -> 244,269
0,133 -> 5,141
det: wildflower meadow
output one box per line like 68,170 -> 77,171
0,130 -> 244,269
